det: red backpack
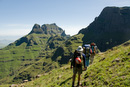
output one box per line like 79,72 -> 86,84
90,43 -> 96,54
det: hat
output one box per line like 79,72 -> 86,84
77,46 -> 83,52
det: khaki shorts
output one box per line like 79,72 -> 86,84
73,67 -> 82,74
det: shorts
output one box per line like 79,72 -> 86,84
73,67 -> 82,74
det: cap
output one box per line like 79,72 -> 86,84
77,46 -> 83,52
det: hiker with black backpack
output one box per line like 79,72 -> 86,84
90,42 -> 96,64
71,46 -> 86,87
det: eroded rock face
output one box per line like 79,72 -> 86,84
79,7 -> 130,52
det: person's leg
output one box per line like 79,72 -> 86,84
86,57 -> 89,67
77,74 -> 81,86
72,73 -> 76,87
77,67 -> 82,86
72,67 -> 77,87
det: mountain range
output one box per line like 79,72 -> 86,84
0,6 -> 130,86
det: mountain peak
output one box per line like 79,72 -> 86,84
33,24 -> 40,28
29,23 -> 68,37
29,24 -> 43,34
42,23 -> 57,27
52,23 -> 56,25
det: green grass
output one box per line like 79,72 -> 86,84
0,33 -> 74,84
1,33 -> 130,87
0,64 -> 86,87
0,40 -> 129,87
0,34 -> 52,83
82,40 -> 130,87
0,33 -> 85,86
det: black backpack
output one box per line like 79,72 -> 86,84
84,44 -> 91,57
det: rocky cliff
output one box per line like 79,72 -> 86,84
79,7 -> 130,51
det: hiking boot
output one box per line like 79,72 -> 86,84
72,82 -> 74,87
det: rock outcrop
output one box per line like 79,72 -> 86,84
29,23 -> 68,37
79,7 -> 130,51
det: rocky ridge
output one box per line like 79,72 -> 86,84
79,7 -> 130,51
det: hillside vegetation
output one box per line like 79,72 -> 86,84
1,40 -> 130,87
0,23 -> 71,84
82,40 -> 130,87
26,40 -> 130,87
0,23 -> 84,84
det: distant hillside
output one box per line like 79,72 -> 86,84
1,40 -> 130,87
0,23 -> 71,84
79,7 -> 130,51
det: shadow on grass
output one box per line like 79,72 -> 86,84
60,77 -> 72,86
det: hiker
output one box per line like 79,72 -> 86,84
71,46 -> 86,87
83,44 -> 91,68
90,42 -> 96,64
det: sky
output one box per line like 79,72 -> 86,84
0,0 -> 130,41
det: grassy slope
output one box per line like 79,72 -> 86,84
1,40 -> 130,87
0,33 -> 84,84
0,34 -> 49,83
0,33 -> 66,84
82,40 -> 130,87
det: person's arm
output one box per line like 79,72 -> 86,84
82,53 -> 86,68
71,58 -> 73,68
71,51 -> 76,68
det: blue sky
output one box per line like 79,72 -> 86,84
0,0 -> 130,40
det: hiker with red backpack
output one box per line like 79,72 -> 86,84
90,42 -> 97,64
71,46 -> 86,87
